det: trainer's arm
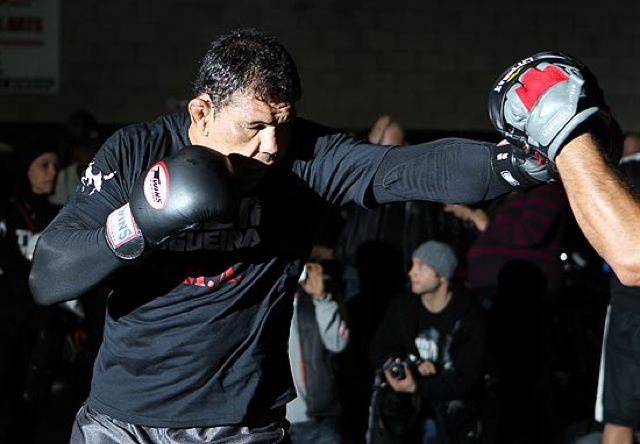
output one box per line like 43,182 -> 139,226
556,133 -> 640,286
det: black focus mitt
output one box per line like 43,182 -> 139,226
488,51 -> 618,173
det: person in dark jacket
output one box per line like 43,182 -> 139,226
369,241 -> 486,444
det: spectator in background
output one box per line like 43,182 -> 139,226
66,110 -> 99,142
287,262 -> 349,444
56,110 -> 100,169
368,241 -> 485,444
444,183 -> 570,309
50,133 -> 102,206
0,140 -> 62,443
487,259 -> 556,444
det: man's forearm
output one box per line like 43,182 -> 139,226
29,221 -> 122,305
557,133 -> 640,286
371,138 -> 513,206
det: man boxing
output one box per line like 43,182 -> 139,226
28,29 -> 613,443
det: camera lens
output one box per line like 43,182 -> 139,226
391,360 -> 406,380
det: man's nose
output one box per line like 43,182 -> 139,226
259,127 -> 278,158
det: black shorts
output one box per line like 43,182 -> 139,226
70,403 -> 290,444
596,304 -> 640,427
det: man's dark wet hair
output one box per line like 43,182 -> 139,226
192,28 -> 302,114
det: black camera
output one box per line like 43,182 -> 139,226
382,355 -> 419,381
384,358 -> 406,380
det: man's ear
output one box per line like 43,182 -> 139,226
188,97 -> 212,136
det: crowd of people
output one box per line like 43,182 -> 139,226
0,28 -> 637,444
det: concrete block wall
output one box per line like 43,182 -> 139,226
3,0 -> 640,134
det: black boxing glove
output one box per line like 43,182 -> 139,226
105,145 -> 240,260
488,51 -> 614,170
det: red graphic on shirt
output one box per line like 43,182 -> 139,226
182,266 -> 243,287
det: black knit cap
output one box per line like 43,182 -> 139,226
14,133 -> 58,172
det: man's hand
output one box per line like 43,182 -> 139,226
368,115 -> 392,144
444,204 -> 489,232
299,262 -> 327,300
416,360 -> 437,377
384,364 -> 417,393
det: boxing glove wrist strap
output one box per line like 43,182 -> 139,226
105,203 -> 146,260
490,143 -> 554,191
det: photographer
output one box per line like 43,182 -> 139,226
368,241 -> 486,444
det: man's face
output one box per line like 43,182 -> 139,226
205,91 -> 295,165
408,258 -> 442,295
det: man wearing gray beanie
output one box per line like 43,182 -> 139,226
411,240 -> 459,283
368,240 -> 486,443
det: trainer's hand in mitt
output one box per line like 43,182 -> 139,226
488,51 -> 619,174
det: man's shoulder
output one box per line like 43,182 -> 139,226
114,112 -> 188,138
100,113 -> 189,161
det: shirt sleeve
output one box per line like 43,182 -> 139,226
371,138 -> 513,206
290,119 -> 392,207
313,294 -> 349,353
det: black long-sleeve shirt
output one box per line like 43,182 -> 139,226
28,113 -> 509,428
